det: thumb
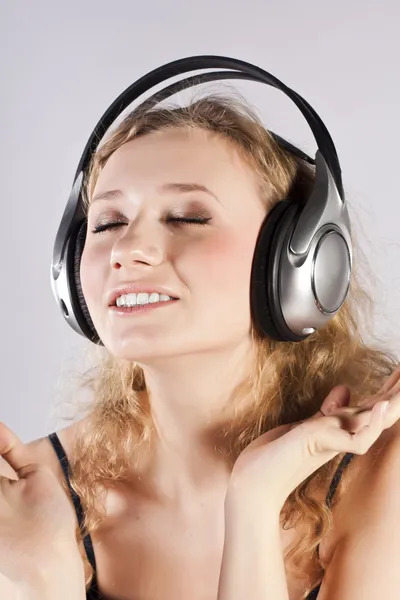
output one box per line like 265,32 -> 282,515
0,421 -> 30,476
319,384 -> 351,416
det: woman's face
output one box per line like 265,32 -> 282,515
80,126 -> 267,361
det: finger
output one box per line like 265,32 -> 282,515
0,422 -> 30,473
0,456 -> 19,481
358,368 -> 400,411
379,364 -> 400,395
340,401 -> 386,454
328,387 -> 400,434
318,385 -> 351,417
364,367 -> 400,404
316,401 -> 387,456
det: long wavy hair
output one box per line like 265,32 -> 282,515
57,88 -> 398,598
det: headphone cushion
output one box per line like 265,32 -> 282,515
73,222 -> 100,343
251,198 -> 306,342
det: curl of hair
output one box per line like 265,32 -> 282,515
58,88 -> 398,598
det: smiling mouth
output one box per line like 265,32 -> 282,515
109,298 -> 179,314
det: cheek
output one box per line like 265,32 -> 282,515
184,231 -> 256,295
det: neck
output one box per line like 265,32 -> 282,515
135,338 -> 256,503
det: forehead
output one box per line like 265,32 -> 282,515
93,126 -> 262,204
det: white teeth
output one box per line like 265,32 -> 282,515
115,292 -> 173,307
148,293 -> 160,304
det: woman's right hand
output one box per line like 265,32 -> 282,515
0,422 -> 86,600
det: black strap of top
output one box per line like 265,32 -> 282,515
304,452 -> 355,600
48,432 -> 97,571
325,452 -> 355,508
48,431 -> 355,597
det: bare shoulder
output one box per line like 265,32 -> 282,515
329,417 -> 400,543
314,417 -> 400,595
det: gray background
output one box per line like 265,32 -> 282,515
1,0 -> 399,442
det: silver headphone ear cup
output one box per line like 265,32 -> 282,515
250,199 -> 310,342
72,222 -> 102,345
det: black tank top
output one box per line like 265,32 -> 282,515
48,431 -> 354,600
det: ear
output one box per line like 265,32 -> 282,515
320,384 -> 351,415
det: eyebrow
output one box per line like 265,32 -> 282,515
90,189 -> 124,204
91,182 -> 220,204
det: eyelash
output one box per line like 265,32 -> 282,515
91,216 -> 211,234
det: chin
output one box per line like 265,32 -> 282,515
103,332 -> 216,365
101,334 -> 179,363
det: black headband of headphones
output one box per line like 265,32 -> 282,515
52,55 -> 344,277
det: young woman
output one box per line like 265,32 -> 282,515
1,93 -> 399,600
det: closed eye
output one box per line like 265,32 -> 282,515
91,221 -> 125,234
168,216 -> 212,227
91,221 -> 124,234
91,216 -> 211,234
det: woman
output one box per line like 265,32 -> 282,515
1,93 -> 400,600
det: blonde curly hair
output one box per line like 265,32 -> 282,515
57,89 -> 398,598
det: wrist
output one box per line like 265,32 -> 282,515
225,476 -> 283,520
219,491 -> 289,600
224,495 -> 281,542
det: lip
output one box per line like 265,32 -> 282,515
107,283 -> 180,306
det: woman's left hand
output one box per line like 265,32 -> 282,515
227,365 -> 400,513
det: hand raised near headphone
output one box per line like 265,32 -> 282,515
0,423 -> 86,600
226,365 -> 400,514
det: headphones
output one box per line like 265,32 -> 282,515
50,55 -> 352,345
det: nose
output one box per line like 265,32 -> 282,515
110,216 -> 165,270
